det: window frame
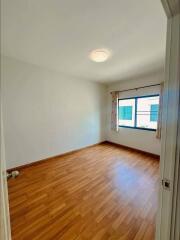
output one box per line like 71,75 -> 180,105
118,94 -> 160,131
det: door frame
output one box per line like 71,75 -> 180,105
156,1 -> 180,240
0,104 -> 11,240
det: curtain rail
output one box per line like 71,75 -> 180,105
110,83 -> 161,94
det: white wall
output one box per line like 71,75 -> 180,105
106,71 -> 164,155
2,56 -> 107,169
2,56 -> 163,169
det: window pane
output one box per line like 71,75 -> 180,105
136,96 -> 159,129
119,99 -> 135,127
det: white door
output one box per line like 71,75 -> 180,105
156,1 -> 180,239
0,107 -> 11,240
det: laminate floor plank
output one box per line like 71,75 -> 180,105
8,143 -> 159,240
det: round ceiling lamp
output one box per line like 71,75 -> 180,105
89,48 -> 111,62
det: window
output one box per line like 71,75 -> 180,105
118,95 -> 159,131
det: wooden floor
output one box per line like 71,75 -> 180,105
8,143 -> 159,240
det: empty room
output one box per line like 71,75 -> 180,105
1,1 -> 180,240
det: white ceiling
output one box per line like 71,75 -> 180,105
1,0 -> 167,83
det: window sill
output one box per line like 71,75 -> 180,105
119,125 -> 157,132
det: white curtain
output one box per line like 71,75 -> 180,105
111,91 -> 119,132
156,83 -> 164,139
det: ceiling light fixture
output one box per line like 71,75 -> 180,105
89,48 -> 111,62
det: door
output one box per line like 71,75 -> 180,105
156,1 -> 180,239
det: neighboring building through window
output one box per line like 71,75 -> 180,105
150,104 -> 159,122
119,106 -> 132,120
119,98 -> 135,127
118,95 -> 159,131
